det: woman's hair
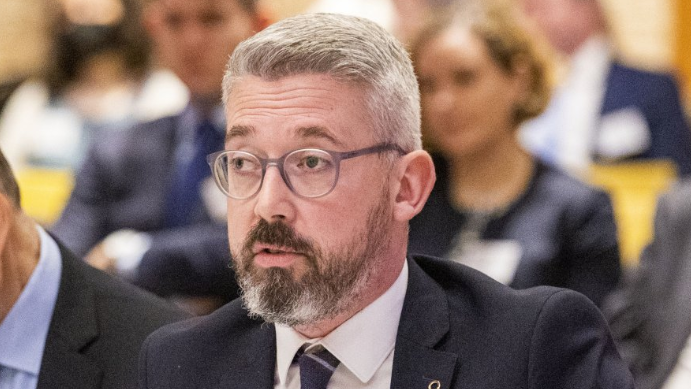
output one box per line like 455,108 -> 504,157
411,0 -> 552,126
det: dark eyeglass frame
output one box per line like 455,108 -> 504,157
206,143 -> 406,199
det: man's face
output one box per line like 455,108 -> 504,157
224,74 -> 395,326
147,0 -> 258,100
521,0 -> 600,56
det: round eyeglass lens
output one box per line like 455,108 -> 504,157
284,149 -> 337,197
219,151 -> 263,199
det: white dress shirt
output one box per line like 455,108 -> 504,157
274,260 -> 409,389
662,336 -> 691,389
520,35 -> 612,174
0,227 -> 62,389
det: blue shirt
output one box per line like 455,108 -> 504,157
0,227 -> 62,389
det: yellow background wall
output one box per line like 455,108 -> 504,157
675,0 -> 691,109
0,0 -> 52,82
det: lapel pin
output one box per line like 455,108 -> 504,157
428,380 -> 441,389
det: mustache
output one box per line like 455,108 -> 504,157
242,219 -> 316,258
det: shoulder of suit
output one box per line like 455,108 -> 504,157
61,249 -> 188,321
529,161 -> 610,204
609,61 -> 678,89
410,255 -> 568,311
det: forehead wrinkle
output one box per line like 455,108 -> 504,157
230,77 -> 342,111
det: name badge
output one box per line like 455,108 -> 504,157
449,240 -> 522,285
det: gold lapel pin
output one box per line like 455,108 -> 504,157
428,380 -> 441,389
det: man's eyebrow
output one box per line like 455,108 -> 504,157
296,126 -> 345,148
226,125 -> 255,143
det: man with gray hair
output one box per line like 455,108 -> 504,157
138,13 -> 633,388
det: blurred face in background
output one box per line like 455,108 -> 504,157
416,26 -> 528,160
520,0 -> 603,56
146,0 -> 260,101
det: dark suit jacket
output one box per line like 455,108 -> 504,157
37,242 -> 188,389
409,156 -> 621,307
605,179 -> 691,389
51,114 -> 239,301
597,62 -> 691,175
139,255 -> 633,388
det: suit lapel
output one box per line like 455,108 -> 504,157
390,258 -> 458,389
217,320 -> 276,388
37,247 -> 102,389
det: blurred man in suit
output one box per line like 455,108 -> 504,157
605,179 -> 691,389
519,0 -> 691,176
52,0 -> 267,311
0,147 -> 187,388
138,12 -> 633,388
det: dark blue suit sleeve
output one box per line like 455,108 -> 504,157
602,65 -> 691,175
529,289 -> 634,388
563,190 -> 621,307
646,74 -> 691,175
52,135 -> 121,257
133,222 -> 239,300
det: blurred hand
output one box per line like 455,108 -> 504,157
85,242 -> 117,273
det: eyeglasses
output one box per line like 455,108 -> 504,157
206,143 -> 406,199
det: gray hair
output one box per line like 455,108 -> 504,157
222,13 -> 422,152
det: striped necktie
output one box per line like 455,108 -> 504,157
296,344 -> 341,389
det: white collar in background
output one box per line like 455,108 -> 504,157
566,35 -> 612,88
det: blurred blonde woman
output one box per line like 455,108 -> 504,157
408,0 -> 621,307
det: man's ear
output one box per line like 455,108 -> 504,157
391,150 -> 436,222
0,193 -> 15,255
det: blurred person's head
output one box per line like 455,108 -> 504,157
520,0 -> 608,56
47,0 -> 150,98
0,148 -> 40,322
144,0 -> 265,107
214,13 -> 435,335
411,0 -> 550,161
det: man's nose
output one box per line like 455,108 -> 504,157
253,165 -> 295,223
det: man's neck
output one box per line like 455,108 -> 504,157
0,216 -> 40,323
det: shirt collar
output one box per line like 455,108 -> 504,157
568,35 -> 612,87
0,226 -> 62,374
275,260 -> 409,385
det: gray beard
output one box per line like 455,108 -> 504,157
232,190 -> 391,327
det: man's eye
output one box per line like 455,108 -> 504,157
200,12 -> 224,27
453,69 -> 476,86
229,157 -> 256,171
296,155 -> 331,171
418,77 -> 435,94
164,14 -> 183,30
305,156 -> 321,169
